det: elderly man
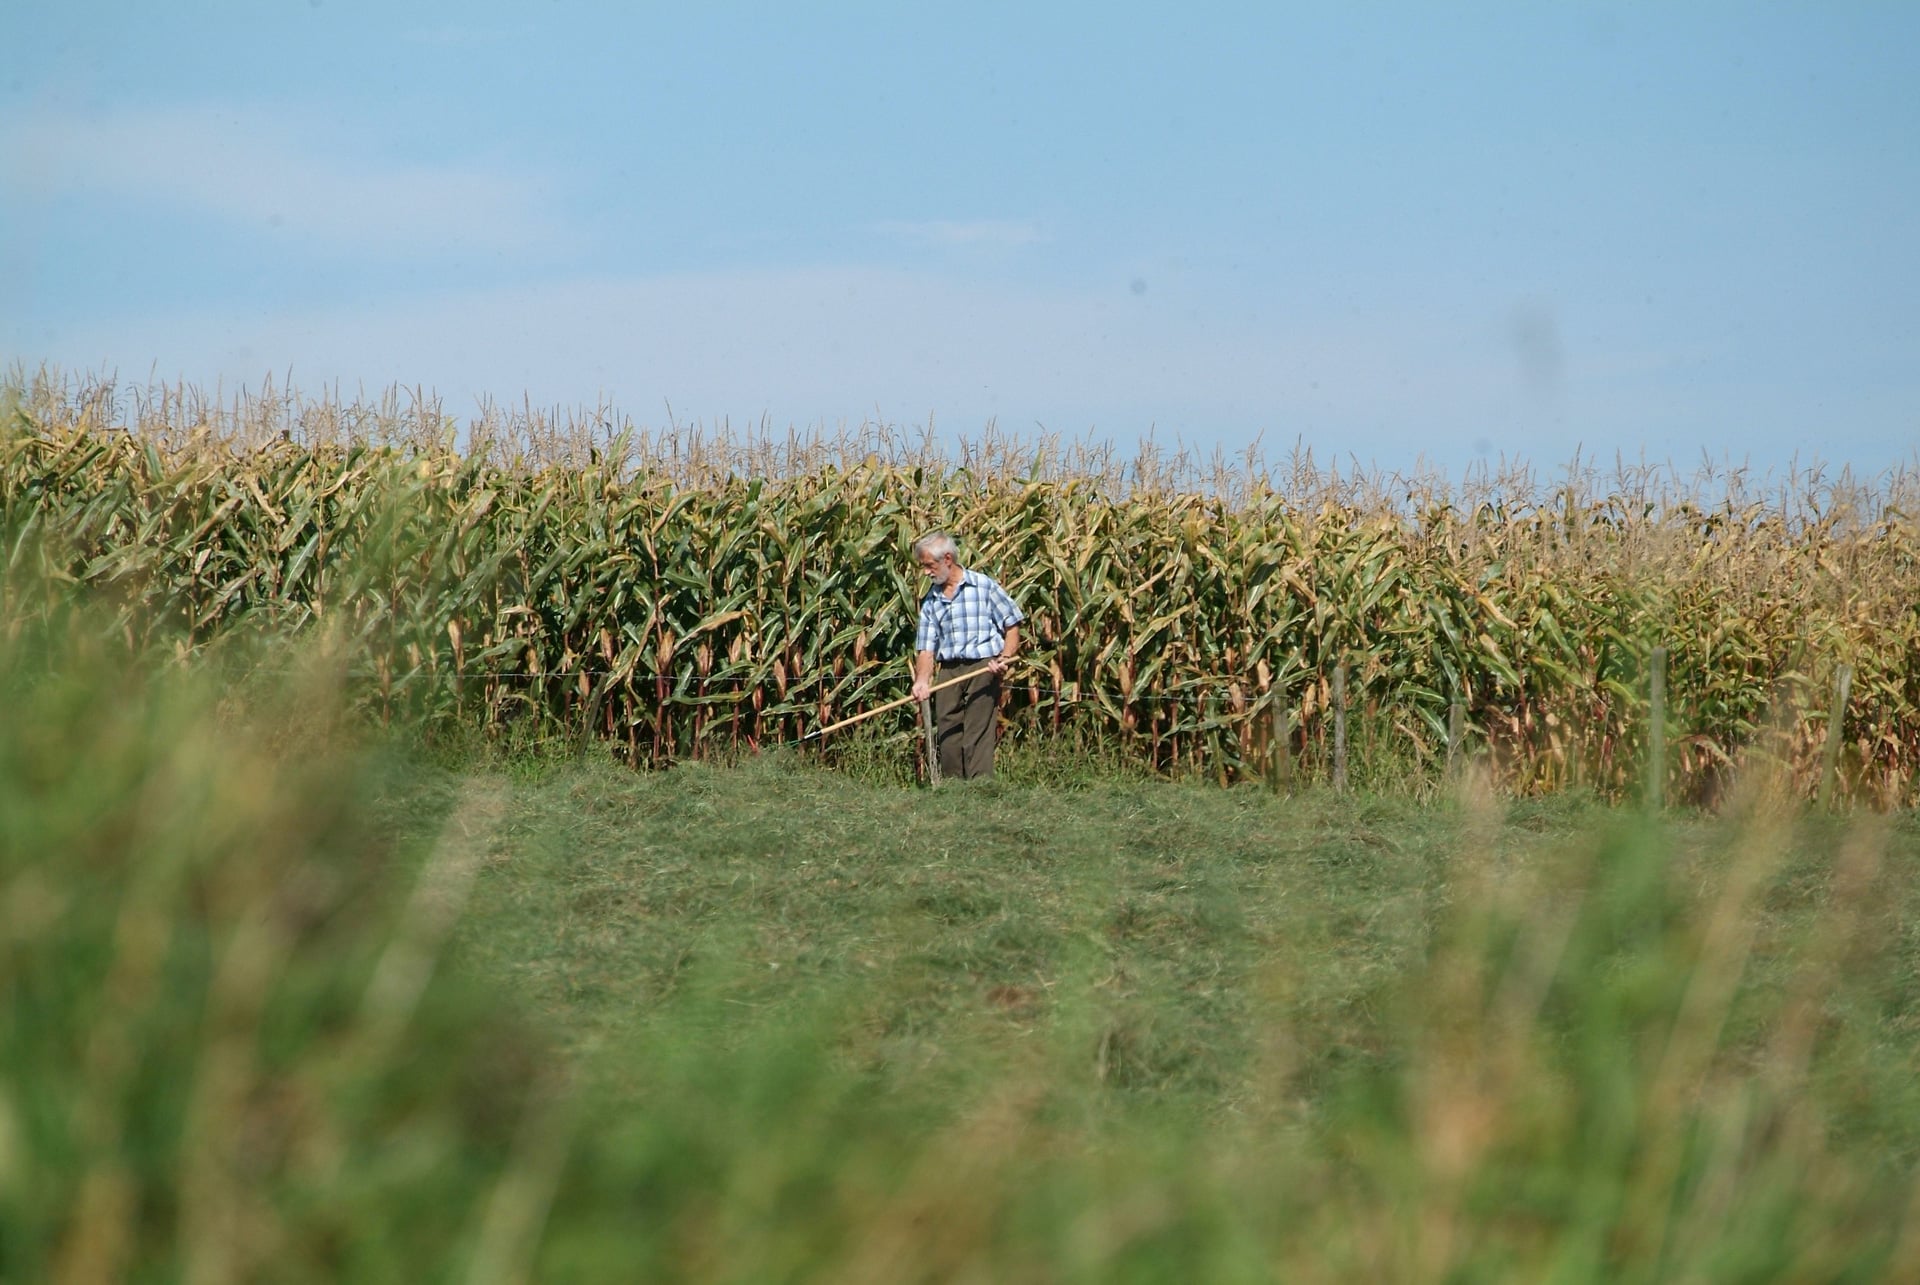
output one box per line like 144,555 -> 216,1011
909,532 -> 1023,780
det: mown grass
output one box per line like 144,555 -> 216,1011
8,615 -> 1920,1280
435,748 -> 1455,1104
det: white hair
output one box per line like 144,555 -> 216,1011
913,532 -> 956,560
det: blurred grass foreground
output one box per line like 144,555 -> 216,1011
6,611 -> 1920,1282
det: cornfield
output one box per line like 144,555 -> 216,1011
6,367 -> 1918,804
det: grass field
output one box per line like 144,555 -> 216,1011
8,618 -> 1920,1281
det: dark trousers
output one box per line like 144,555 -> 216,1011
933,661 -> 1002,780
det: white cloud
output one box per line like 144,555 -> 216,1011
1,106 -> 570,258
9,264 -> 1549,471
16,264 -> 1890,479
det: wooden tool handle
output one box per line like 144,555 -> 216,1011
800,660 -> 1007,741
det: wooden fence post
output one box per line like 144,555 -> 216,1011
1332,658 -> 1349,793
1818,663 -> 1853,811
1648,646 -> 1667,811
1447,697 -> 1465,780
1270,696 -> 1292,795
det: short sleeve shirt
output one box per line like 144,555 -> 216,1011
916,569 -> 1024,662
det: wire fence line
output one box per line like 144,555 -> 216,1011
229,648 -> 1866,805
243,666 -> 1276,703
311,658 -> 1341,776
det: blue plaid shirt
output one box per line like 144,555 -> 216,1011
916,569 -> 1024,662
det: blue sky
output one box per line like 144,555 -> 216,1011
3,2 -> 1915,479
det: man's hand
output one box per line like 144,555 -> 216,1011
911,677 -> 932,702
987,654 -> 1013,675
